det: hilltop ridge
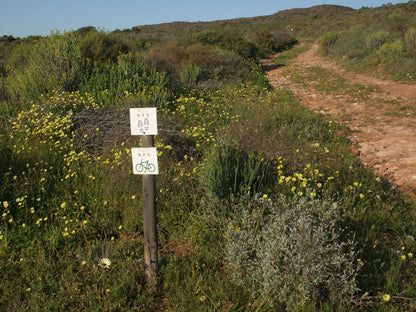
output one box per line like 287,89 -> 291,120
131,5 -> 355,34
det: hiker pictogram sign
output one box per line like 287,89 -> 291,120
130,108 -> 158,135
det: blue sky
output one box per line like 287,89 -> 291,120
0,0 -> 409,38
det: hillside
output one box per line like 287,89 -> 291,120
132,5 -> 354,32
123,5 -> 355,45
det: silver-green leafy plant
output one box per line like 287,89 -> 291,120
224,194 -> 362,310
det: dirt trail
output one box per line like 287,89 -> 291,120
262,43 -> 416,197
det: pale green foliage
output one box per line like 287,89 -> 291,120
180,64 -> 201,86
225,195 -> 361,310
5,31 -> 168,109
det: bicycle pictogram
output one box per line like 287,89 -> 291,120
135,159 -> 156,173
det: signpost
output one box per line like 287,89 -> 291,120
130,108 -> 158,284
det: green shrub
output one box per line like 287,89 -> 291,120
404,27 -> 416,56
80,29 -> 128,63
254,29 -> 277,54
194,30 -> 224,45
365,31 -> 391,49
376,40 -> 404,59
319,31 -> 341,54
332,26 -> 371,62
194,30 -> 259,59
230,37 -> 258,59
179,64 -> 200,86
6,31 -> 86,106
225,194 -> 362,310
253,29 -> 297,56
386,13 -> 408,34
5,31 -> 167,108
80,52 -> 168,107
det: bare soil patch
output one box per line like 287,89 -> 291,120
262,43 -> 416,197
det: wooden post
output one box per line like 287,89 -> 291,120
142,135 -> 158,284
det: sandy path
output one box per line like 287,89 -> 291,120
262,43 -> 416,197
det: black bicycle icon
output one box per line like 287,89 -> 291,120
135,160 -> 156,173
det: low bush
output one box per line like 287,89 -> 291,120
225,194 -> 362,310
179,64 -> 201,87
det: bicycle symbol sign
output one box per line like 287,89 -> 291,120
132,147 -> 159,175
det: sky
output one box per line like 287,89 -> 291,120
0,0 -> 410,38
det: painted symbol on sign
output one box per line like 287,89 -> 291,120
137,116 -> 150,134
135,159 -> 156,173
132,147 -> 159,175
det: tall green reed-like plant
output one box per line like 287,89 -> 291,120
198,139 -> 274,205
80,52 -> 169,108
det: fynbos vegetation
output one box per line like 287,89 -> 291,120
1,2 -> 416,311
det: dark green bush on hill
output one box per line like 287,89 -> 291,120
80,29 -> 129,63
194,29 -> 259,59
194,30 -> 224,46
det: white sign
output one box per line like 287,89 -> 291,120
130,107 -> 158,135
132,147 -> 159,175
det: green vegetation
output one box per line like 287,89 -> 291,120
318,2 -> 416,82
1,2 -> 416,311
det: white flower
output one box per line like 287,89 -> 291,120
98,257 -> 111,268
